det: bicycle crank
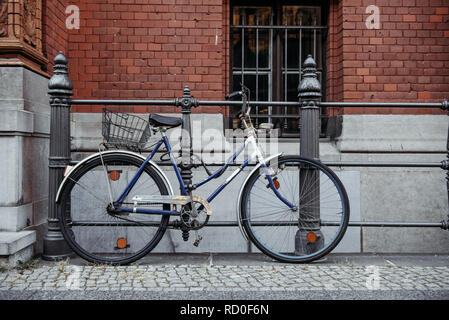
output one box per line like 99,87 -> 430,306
130,195 -> 212,216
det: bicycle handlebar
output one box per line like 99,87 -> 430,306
225,89 -> 250,117
225,91 -> 243,100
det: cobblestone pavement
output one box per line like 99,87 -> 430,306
1,254 -> 449,299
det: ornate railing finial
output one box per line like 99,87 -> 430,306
298,54 -> 321,101
48,52 -> 73,96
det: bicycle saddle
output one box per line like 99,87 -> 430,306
148,114 -> 182,128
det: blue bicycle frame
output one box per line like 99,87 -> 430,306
112,131 -> 295,216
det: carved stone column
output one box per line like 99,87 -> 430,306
0,0 -> 48,75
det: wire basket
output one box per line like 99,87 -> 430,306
102,108 -> 152,151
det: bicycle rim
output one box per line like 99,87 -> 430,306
240,156 -> 350,263
58,154 -> 169,265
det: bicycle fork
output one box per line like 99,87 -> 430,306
98,144 -> 115,206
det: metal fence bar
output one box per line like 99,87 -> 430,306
313,16 -> 317,60
268,13 -> 274,124
72,99 -> 177,105
324,162 -> 444,168
231,25 -> 327,30
204,221 -> 447,228
298,14 -> 302,86
70,220 -> 447,229
241,15 -> 245,88
284,15 -> 288,131
70,99 -> 447,109
255,13 -> 259,128
323,221 -> 446,228
68,160 -> 445,169
323,101 -> 446,109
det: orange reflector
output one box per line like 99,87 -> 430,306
306,232 -> 317,243
116,237 -> 127,249
273,179 -> 280,190
109,171 -> 120,181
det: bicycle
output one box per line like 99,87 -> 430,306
55,87 -> 350,265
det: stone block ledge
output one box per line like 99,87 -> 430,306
0,231 -> 36,256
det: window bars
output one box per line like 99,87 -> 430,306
231,5 -> 327,137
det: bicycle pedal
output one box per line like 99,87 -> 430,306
193,235 -> 203,247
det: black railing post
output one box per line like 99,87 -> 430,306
295,54 -> 324,254
42,52 -> 73,260
176,85 -> 198,241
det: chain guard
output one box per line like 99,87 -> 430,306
131,195 -> 212,216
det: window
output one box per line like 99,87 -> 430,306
230,1 -> 328,137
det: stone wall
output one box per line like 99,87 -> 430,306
0,67 -> 49,264
70,112 -> 449,254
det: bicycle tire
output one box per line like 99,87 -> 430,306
240,155 -> 350,263
58,153 -> 170,265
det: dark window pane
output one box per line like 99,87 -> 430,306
286,73 -> 300,103
232,32 -> 242,69
282,31 -> 300,70
282,6 -> 321,26
232,30 -> 270,70
244,29 -> 256,69
256,74 -> 269,101
232,7 -> 272,26
232,7 -> 272,71
230,2 -> 325,137
232,74 -> 269,105
299,29 -> 322,68
257,30 -> 270,69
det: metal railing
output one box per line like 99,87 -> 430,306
42,52 -> 449,260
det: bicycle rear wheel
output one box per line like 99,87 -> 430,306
240,156 -> 350,263
58,153 -> 170,265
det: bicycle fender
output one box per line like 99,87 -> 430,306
55,150 -> 174,203
236,152 -> 283,241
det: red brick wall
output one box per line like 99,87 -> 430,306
43,0 -> 449,115
327,0 -> 344,116
43,0 -> 69,73
335,0 -> 449,114
66,0 -> 226,114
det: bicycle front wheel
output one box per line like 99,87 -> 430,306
58,153 -> 170,265
240,156 -> 350,263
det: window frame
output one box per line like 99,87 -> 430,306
229,0 -> 329,138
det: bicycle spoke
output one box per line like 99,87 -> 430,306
59,154 -> 169,265
241,156 -> 349,263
